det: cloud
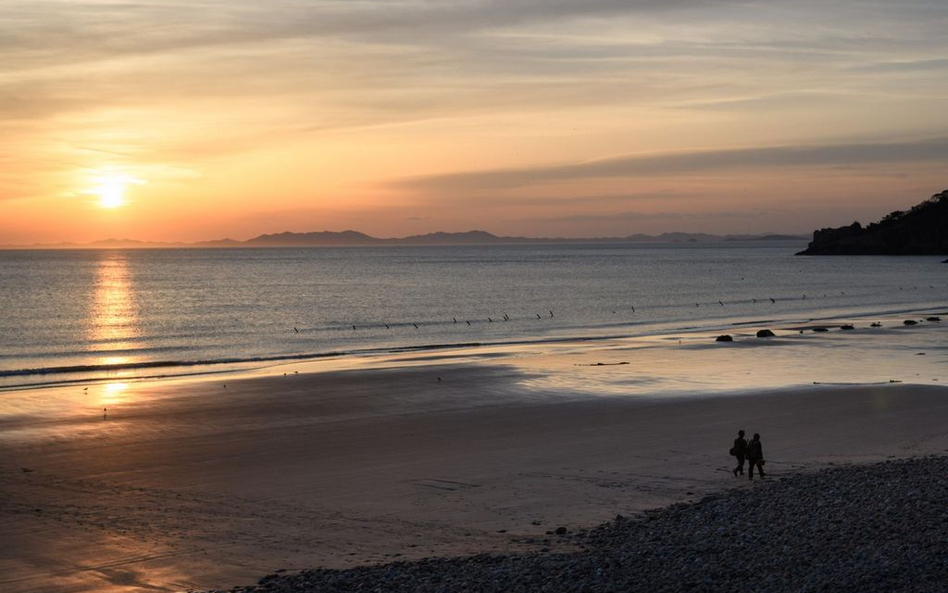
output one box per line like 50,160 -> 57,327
848,58 -> 948,73
517,209 -> 775,224
394,136 -> 948,192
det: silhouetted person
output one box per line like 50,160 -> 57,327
747,433 -> 765,480
732,429 -> 748,476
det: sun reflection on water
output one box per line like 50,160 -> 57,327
89,253 -> 139,367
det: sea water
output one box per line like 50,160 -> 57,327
0,242 -> 945,387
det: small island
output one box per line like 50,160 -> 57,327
797,189 -> 948,255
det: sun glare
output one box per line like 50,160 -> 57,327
87,173 -> 145,209
96,181 -> 126,208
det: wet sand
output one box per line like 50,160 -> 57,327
1,321 -> 947,592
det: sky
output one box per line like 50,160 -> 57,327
1,0 -> 947,243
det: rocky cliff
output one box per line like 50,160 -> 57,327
797,189 -> 948,255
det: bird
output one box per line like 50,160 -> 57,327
549,310 -> 554,318
753,298 -> 757,303
453,317 -> 457,323
770,298 -> 776,304
696,303 -> 700,307
802,294 -> 806,299
718,301 -> 724,307
294,327 -> 299,334
536,313 -> 542,319
631,305 -> 635,313
385,324 -> 390,329
466,320 -> 471,326
488,317 -> 493,322
352,325 -> 356,330
412,323 -> 418,329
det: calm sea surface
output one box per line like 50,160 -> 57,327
1,243 -> 945,387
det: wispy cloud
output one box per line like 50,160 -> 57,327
517,208 -> 777,224
394,137 -> 948,192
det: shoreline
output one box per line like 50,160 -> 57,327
2,360 -> 947,591
2,302 -> 945,392
1,305 -> 946,592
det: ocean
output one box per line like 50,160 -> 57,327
1,242 -> 945,388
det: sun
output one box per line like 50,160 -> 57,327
95,180 -> 127,208
87,173 -> 144,209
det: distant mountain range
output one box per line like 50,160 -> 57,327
1,231 -> 807,250
798,189 -> 948,255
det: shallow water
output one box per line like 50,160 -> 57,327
0,242 -> 945,387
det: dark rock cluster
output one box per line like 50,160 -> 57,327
204,456 -> 948,593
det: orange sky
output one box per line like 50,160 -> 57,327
2,0 -> 947,243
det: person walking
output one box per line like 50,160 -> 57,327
731,429 -> 748,476
747,433 -> 765,480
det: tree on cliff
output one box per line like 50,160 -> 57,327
797,190 -> 948,255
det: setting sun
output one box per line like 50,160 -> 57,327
95,180 -> 126,208
87,174 -> 144,209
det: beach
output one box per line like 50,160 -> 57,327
1,315 -> 946,592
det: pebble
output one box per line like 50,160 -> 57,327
201,456 -> 948,593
